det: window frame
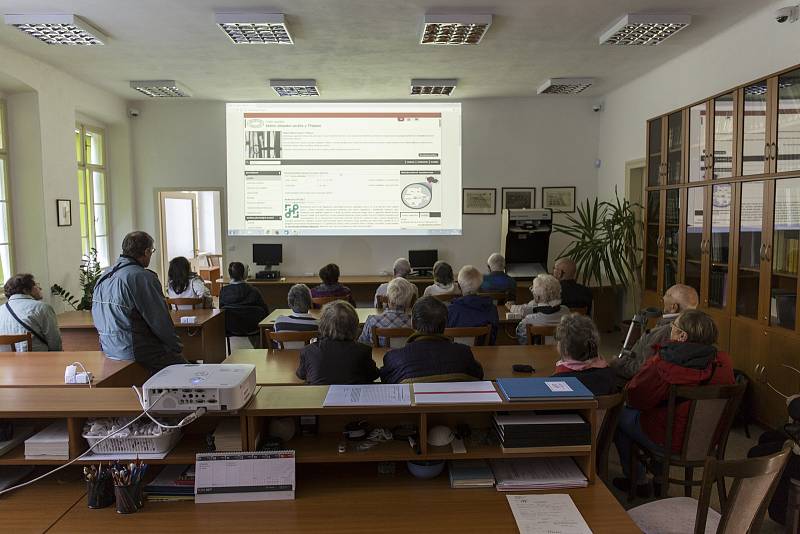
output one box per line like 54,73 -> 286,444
0,99 -> 14,282
75,123 -> 110,267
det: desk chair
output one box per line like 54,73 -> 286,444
595,392 -> 624,483
311,296 -> 338,309
629,382 -> 746,501
477,291 -> 507,305
443,325 -> 491,346
569,306 -> 589,315
166,297 -> 204,310
372,327 -> 414,349
223,305 -> 266,353
267,330 -> 318,350
0,333 -> 32,352
525,324 -> 557,345
432,293 -> 459,303
628,443 -> 791,534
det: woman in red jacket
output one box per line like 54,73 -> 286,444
613,309 -> 735,495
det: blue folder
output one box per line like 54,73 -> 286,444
496,377 -> 594,401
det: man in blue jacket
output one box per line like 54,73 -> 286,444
92,231 -> 187,373
448,265 -> 499,345
479,253 -> 517,302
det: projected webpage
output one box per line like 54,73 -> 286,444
226,103 -> 462,236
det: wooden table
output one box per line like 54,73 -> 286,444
57,309 -> 227,364
225,345 -> 559,386
0,351 -> 148,388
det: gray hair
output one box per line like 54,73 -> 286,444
555,314 -> 600,362
318,301 -> 359,341
674,309 -> 718,345
412,296 -> 448,334
487,253 -> 505,272
393,257 -> 411,277
458,265 -> 483,295
287,284 -> 312,313
387,277 -> 415,308
530,273 -> 561,305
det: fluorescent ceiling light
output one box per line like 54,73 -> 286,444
421,14 -> 491,45
270,79 -> 319,97
129,80 -> 192,98
599,13 -> 691,46
215,12 -> 293,44
410,79 -> 457,96
537,78 -> 595,95
4,13 -> 105,45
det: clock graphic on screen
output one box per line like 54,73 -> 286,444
712,185 -> 732,208
401,182 -> 433,209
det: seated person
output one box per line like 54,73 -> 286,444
551,314 -> 616,395
422,261 -> 461,297
613,309 -> 734,494
0,273 -> 62,352
374,257 -> 418,307
167,256 -> 212,309
380,296 -> 484,383
552,258 -> 593,314
310,263 -> 355,306
447,265 -> 499,345
359,277 -> 415,347
296,301 -> 378,385
479,253 -> 517,302
275,284 -> 319,332
514,274 -> 570,345
219,261 -> 270,346
612,284 -> 698,381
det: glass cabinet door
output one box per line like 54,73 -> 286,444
645,190 -> 661,292
769,178 -> 800,330
666,111 -> 683,185
776,69 -> 800,173
741,81 -> 770,176
736,181 -> 765,319
688,102 -> 708,182
664,189 -> 680,290
709,184 -> 733,309
712,93 -> 735,179
648,118 -> 663,186
684,187 -> 704,296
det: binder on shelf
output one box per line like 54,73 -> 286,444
495,377 -> 593,402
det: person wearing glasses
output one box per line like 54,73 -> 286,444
92,231 -> 187,373
0,274 -> 62,352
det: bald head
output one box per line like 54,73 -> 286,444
553,258 -> 577,281
663,284 -> 699,314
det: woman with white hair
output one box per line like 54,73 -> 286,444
515,273 -> 569,344
373,257 -> 418,307
446,265 -> 499,344
359,277 -> 415,347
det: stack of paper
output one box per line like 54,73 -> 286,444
323,384 -> 411,407
413,382 -> 502,404
448,460 -> 495,488
213,419 -> 243,452
490,457 -> 587,491
25,421 -> 69,460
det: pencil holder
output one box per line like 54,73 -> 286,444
86,477 -> 114,509
114,485 -> 139,514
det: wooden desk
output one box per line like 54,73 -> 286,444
0,469 -> 87,534
47,464 -> 637,533
0,351 -> 148,388
57,309 -> 227,363
226,345 -> 559,386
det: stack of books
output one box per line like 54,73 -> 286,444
490,457 -> 588,491
493,412 -> 590,452
144,464 -> 195,502
213,419 -> 243,452
448,460 -> 495,489
25,421 -> 69,460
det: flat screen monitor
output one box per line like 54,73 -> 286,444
409,249 -> 438,271
253,244 -> 282,266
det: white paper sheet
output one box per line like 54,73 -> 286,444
323,384 -> 411,407
195,451 -> 295,503
412,381 -> 502,404
545,381 -> 573,392
506,494 -> 592,534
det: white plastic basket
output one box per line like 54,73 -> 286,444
83,429 -> 182,454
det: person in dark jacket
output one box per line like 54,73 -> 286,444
551,313 -> 616,395
219,262 -> 269,346
310,263 -> 355,306
380,296 -> 483,384
479,253 -> 517,302
447,265 -> 499,345
296,300 -> 378,385
613,309 -> 734,494
552,258 -> 593,314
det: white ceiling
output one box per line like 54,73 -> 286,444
0,0 -> 767,101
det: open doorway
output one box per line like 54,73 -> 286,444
624,159 -> 646,317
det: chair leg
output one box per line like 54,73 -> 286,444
628,443 -> 639,502
226,337 -> 231,355
684,467 -> 693,497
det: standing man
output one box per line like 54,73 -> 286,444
93,231 -> 187,373
552,258 -> 593,313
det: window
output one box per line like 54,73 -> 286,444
76,124 -> 110,266
0,100 -> 12,281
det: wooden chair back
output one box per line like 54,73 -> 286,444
0,333 -> 32,352
443,325 -> 491,346
569,306 -> 589,315
432,293 -> 459,303
477,291 -> 507,305
311,295 -> 338,309
166,297 -> 204,310
525,324 -> 557,345
267,330 -> 319,350
594,392 -> 624,482
372,327 -> 414,349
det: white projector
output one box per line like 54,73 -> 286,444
142,364 -> 256,412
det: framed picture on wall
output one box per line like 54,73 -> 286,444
462,188 -> 496,215
501,187 -> 535,210
56,199 -> 72,227
541,186 -> 576,213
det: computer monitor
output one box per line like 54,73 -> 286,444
253,244 -> 282,267
409,249 -> 438,276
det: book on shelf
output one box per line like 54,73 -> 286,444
24,421 -> 69,460
448,460 -> 495,489
145,464 -> 196,500
492,412 -> 591,449
213,418 -> 243,452
490,457 -> 588,491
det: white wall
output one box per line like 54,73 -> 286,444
598,0 -> 800,197
131,98 -> 600,278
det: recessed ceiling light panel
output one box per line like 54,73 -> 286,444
129,80 -> 192,98
410,79 -> 457,96
599,13 -> 691,46
421,14 -> 492,45
270,79 -> 319,97
4,13 -> 105,45
215,12 -> 293,44
537,78 -> 595,95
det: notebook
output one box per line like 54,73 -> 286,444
495,377 -> 593,401
448,460 -> 496,488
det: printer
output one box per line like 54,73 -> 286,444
499,208 -> 553,280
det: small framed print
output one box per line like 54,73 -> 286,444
56,199 -> 72,227
541,186 -> 576,213
501,187 -> 535,210
463,188 -> 496,215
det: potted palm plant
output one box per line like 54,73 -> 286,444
51,248 -> 104,311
